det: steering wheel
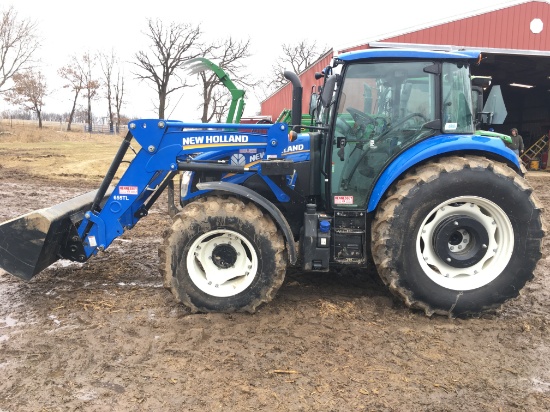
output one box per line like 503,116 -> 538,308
340,112 -> 428,190
382,112 -> 427,135
346,107 -> 388,132
336,116 -> 352,135
347,107 -> 375,127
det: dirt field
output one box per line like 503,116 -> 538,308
0,127 -> 549,411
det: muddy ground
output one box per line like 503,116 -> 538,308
0,168 -> 549,412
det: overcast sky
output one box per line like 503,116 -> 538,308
2,0 -> 525,123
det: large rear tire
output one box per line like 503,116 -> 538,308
371,156 -> 546,317
159,196 -> 287,313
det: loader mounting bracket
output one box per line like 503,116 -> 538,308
59,224 -> 88,263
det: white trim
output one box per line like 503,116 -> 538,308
366,41 -> 550,57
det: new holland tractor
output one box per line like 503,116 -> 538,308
0,48 -> 545,317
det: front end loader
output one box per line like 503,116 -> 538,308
0,119 -> 296,279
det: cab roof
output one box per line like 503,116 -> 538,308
336,48 -> 481,62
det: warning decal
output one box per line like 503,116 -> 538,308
334,196 -> 354,205
119,186 -> 139,195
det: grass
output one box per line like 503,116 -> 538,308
0,120 -> 135,183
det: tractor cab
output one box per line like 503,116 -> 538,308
310,49 -> 480,211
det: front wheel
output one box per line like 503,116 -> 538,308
371,156 -> 546,317
159,196 -> 287,313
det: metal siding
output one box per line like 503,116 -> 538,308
534,2 -> 546,49
380,2 -> 550,50
480,12 -> 490,46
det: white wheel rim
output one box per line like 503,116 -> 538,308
186,229 -> 258,297
416,196 -> 514,291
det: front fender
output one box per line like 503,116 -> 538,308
367,134 -> 520,212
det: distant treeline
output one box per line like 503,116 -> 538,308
1,109 -> 131,125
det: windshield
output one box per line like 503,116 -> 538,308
329,60 -> 438,209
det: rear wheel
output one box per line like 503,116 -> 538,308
159,196 -> 287,313
371,156 -> 546,317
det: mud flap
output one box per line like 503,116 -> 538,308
0,189 -> 110,281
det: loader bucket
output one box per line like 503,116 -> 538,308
0,189 -> 106,281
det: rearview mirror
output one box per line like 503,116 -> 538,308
309,86 -> 320,116
321,75 -> 337,108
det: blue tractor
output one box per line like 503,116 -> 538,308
0,49 -> 545,317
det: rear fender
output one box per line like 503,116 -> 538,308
367,134 -> 520,212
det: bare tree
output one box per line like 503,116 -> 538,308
0,6 -> 40,93
58,53 -> 100,131
80,52 -> 100,130
196,38 -> 254,123
133,18 -> 202,119
209,88 -> 231,123
58,59 -> 84,131
100,50 -> 116,132
5,69 -> 47,127
102,51 -> 126,133
268,40 -> 327,92
113,69 -> 125,133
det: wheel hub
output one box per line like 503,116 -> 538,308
211,244 -> 238,269
432,215 -> 489,268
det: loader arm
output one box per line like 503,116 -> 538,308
77,119 -> 290,260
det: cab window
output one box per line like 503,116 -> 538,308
330,61 -> 437,209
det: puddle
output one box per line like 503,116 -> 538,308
0,315 -> 19,328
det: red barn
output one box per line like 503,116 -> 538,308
261,0 -> 550,150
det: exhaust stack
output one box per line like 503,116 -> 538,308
284,71 -> 303,130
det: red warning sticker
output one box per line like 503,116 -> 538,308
334,196 -> 354,205
119,186 -> 138,195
